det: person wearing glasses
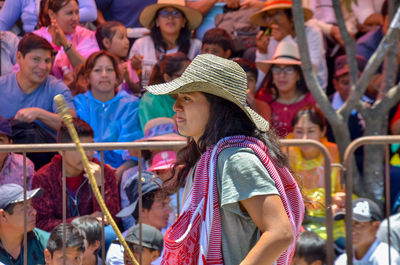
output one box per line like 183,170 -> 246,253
128,0 -> 202,87
256,41 -> 316,137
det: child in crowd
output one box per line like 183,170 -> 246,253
291,231 -> 326,265
44,223 -> 86,265
32,118 -> 120,250
233,58 -> 271,121
72,216 -> 102,265
201,28 -> 233,59
96,21 -> 141,95
122,224 -> 163,265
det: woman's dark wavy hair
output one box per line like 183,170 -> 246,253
150,9 -> 191,55
166,93 -> 288,192
263,65 -> 308,103
148,52 -> 190,85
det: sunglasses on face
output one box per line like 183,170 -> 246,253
158,9 -> 183,19
271,65 -> 296,75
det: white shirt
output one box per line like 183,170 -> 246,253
335,239 -> 400,265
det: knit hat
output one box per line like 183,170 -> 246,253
139,0 -> 203,30
146,54 -> 270,132
250,0 -> 313,27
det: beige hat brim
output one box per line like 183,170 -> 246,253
250,4 -> 313,27
256,58 -> 301,73
146,79 -> 269,132
139,4 -> 203,30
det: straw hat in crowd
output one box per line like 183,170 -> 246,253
250,0 -> 313,27
256,40 -> 301,73
146,54 -> 270,132
139,0 -> 203,30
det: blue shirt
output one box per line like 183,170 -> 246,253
95,0 -> 157,28
0,72 -> 74,126
356,27 -> 383,62
74,90 -> 143,168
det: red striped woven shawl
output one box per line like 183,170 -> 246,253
161,136 -> 304,265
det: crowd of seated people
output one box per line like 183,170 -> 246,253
0,0 -> 400,264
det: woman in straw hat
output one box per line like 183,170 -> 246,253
250,0 -> 328,91
146,53 -> 304,265
256,40 -> 316,137
128,0 -> 202,87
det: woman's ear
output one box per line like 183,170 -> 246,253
48,9 -> 56,20
102,38 -> 112,50
321,126 -> 327,139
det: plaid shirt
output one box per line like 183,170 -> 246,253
0,153 -> 35,188
32,154 -> 120,232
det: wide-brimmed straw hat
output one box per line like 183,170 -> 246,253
256,40 -> 301,73
139,0 -> 203,30
145,54 -> 270,132
250,0 -> 313,27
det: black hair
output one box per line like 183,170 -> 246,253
95,21 -> 125,50
168,93 -> 287,192
71,216 -> 102,247
202,28 -> 233,52
18,33 -> 54,57
3,203 -> 17,215
46,223 -> 86,256
291,105 -> 326,131
148,52 -> 190,85
132,189 -> 170,220
233,58 -> 258,79
57,118 -> 94,143
150,9 -> 191,55
294,231 -> 327,264
381,0 -> 388,17
264,65 -> 308,102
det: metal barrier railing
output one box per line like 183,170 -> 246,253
0,139 -> 334,264
343,135 -> 400,265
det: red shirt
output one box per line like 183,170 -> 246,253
256,90 -> 316,137
32,155 -> 120,231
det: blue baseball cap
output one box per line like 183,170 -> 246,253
116,171 -> 162,218
0,184 -> 43,209
0,116 -> 12,137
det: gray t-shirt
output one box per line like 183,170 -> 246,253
182,147 -> 279,265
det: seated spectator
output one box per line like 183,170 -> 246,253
291,231 -> 326,265
0,183 -> 49,264
287,106 -> 345,241
0,31 -> 19,76
351,0 -> 384,34
120,117 -> 185,229
71,216 -> 102,265
0,33 -> 75,131
95,21 -> 141,95
128,0 -> 202,86
356,1 -> 388,63
73,51 -> 143,170
44,223 -> 86,265
139,52 -> 190,131
34,0 -> 99,80
121,224 -> 163,265
0,33 -> 75,169
234,57 -> 271,121
250,0 -> 328,91
31,118 -> 120,249
106,172 -> 171,265
335,198 -> 400,264
0,0 -> 97,34
0,116 -> 35,188
256,41 -> 316,137
201,27 -> 233,59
